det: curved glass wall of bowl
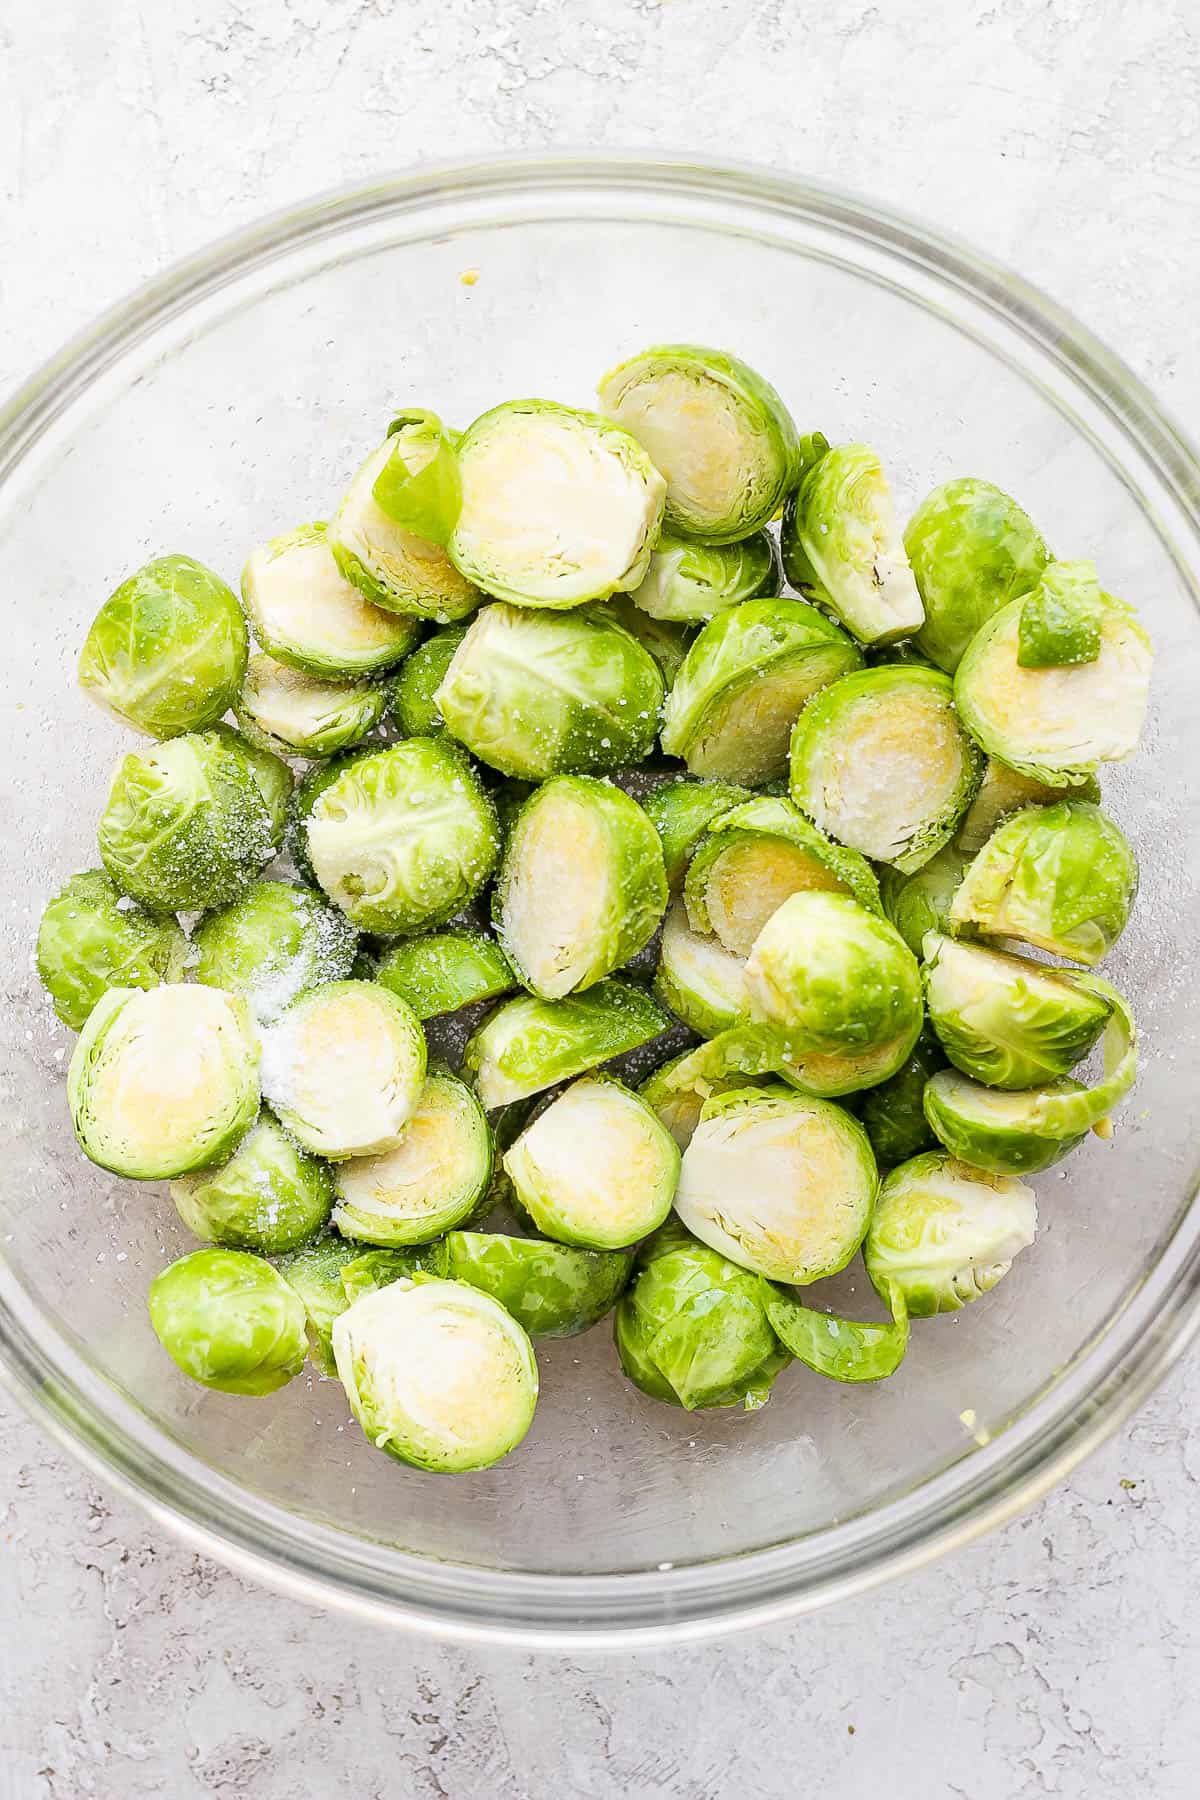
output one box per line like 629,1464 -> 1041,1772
1,155 -> 1198,1648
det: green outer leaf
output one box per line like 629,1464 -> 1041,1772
626,530 -> 780,623
192,878 -> 359,1023
338,1243 -> 451,1305
148,1248 -> 307,1397
906,477 -> 1050,673
444,1232 -> 634,1338
683,795 -> 881,941
275,1236 -> 362,1375
605,596 -> 693,684
879,846 -> 976,956
330,439 -> 480,623
462,980 -> 673,1110
1017,559 -> 1104,669
954,758 -> 1099,857
859,1030 -> 946,1167
36,870 -> 187,1030
765,1281 -> 908,1383
643,777 -> 753,893
389,625 -> 469,737
371,412 -> 462,547
375,928 -> 516,1021
208,724 -> 292,851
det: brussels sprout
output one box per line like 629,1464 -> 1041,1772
304,739 -> 499,936
683,795 -> 881,956
863,1151 -> 1037,1315
905,478 -> 1050,672
148,1248 -> 308,1396
36,870 -> 187,1030
924,932 -> 1113,1089
434,601 -> 664,781
330,435 -> 480,622
605,595 -> 693,685
338,1243 -> 451,1305
504,1076 -> 680,1250
375,928 -> 515,1021
765,1284 -> 909,1383
193,880 -> 359,1022
260,980 -> 426,1160
859,1030 -> 946,1167
879,845 -> 976,956
443,1232 -> 634,1338
171,1108 -> 333,1253
370,410 -> 462,544
78,553 -> 248,739
332,1072 -> 491,1245
674,1083 -> 877,1284
643,777 -> 754,893
285,750 -> 364,886
1017,559 -> 1105,669
389,625 -> 468,737
782,444 -> 924,645
627,531 -> 780,623
949,800 -> 1137,965
98,729 -> 274,912
276,1235 -> 363,1374
654,899 -> 750,1038
235,653 -> 387,758
209,723 -> 293,851
598,345 -> 799,542
494,776 -> 668,999
69,985 -> 259,1179
241,522 -> 420,678
660,597 -> 863,785
463,980 -> 672,1111
789,665 -> 982,872
953,592 -> 1153,784
447,400 -> 666,607
638,1041 -> 762,1149
332,1276 -> 538,1471
955,758 -> 1099,858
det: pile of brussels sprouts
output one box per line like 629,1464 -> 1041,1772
36,346 -> 1151,1474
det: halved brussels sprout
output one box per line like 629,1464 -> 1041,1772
859,1030 -> 946,1167
285,750 -> 364,886
654,900 -> 750,1038
36,870 -> 187,1030
503,1076 -> 680,1250
235,653 -> 387,758
674,1083 -> 877,1284
627,531 -> 779,623
276,1235 -> 363,1375
148,1248 -> 308,1396
783,444 -> 923,645
494,776 -> 668,999
443,1232 -> 634,1338
949,800 -> 1137,965
448,400 -> 665,607
260,980 -> 426,1160
954,758 -> 1099,857
863,1151 -> 1038,1315
660,598 -> 863,785
170,1108 -> 333,1253
193,879 -> 359,1022
78,553 -> 248,739
98,729 -> 274,912
598,345 -> 799,542
924,932 -> 1113,1089
434,601 -> 664,780
462,980 -> 672,1110
330,435 -> 480,622
209,723 -> 293,851
765,1284 -> 909,1384
241,522 -> 420,678
954,592 -> 1153,783
375,928 -> 515,1021
789,665 -> 982,871
389,625 -> 468,737
638,1040 -> 763,1149
1017,559 -> 1105,669
304,738 -> 499,935
605,595 -> 693,685
879,845 -> 976,956
643,777 -> 753,893
905,478 -> 1050,672
684,795 -> 881,956
339,1242 -> 451,1305
332,1276 -> 538,1471
332,1072 -> 491,1245
69,985 -> 259,1179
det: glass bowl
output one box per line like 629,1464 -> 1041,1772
2,152 -> 1199,1650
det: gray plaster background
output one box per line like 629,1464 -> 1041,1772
2,2 -> 1199,1794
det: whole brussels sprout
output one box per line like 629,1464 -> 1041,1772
235,652 -> 388,757
375,928 -> 515,1021
782,444 -> 924,645
443,1232 -> 634,1339
78,553 -> 248,738
148,1248 -> 308,1396
924,932 -> 1113,1089
330,431 -> 480,622
193,879 -> 359,1022
275,1235 -> 363,1375
863,1151 -> 1038,1315
605,596 -> 694,685
642,776 -> 753,892
905,478 -> 1050,672
955,758 -> 1099,857
654,899 -> 750,1038
389,625 -> 468,737
242,522 -> 420,678
879,845 -> 976,956
36,870 -> 186,1030
209,723 -> 293,852
463,979 -> 673,1111
170,1108 -> 333,1253
332,1072 -> 492,1245
859,1030 -> 946,1167
626,530 -> 780,623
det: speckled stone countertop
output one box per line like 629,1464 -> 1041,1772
2,3 -> 1199,1794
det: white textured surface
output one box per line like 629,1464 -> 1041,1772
2,2 -> 1199,1794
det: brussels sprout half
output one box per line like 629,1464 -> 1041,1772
448,400 -> 665,608
69,985 -> 259,1180
331,437 -> 480,622
149,1248 -> 308,1396
783,443 -> 924,646
444,1232 -> 634,1339
864,1151 -> 1038,1315
654,900 -> 750,1038
1017,559 -> 1105,669
642,777 -> 753,893
375,928 -> 515,1021
236,652 -> 388,758
462,980 -> 673,1111
332,1072 -> 491,1246
241,521 -> 421,680
598,344 -> 799,542
859,1030 -> 946,1167
789,665 -> 982,872
171,1108 -> 333,1253
879,845 -> 976,957
78,553 -> 248,739
905,477 -> 1050,672
193,879 -> 359,1023
389,625 -> 468,737
37,870 -> 187,1030
276,1236 -> 363,1375
954,758 -> 1099,858
627,531 -> 780,623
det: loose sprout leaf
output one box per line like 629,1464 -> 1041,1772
375,928 -> 516,1021
765,1282 -> 908,1383
463,980 -> 673,1110
371,412 -> 463,548
1017,559 -> 1105,669
331,439 -> 480,623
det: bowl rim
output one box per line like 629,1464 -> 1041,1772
3,148 -> 1200,1650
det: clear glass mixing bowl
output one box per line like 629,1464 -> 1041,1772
2,153 -> 1199,1649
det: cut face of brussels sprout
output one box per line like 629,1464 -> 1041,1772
463,980 -> 672,1110
1017,559 -> 1104,669
879,845 -> 975,956
444,1232 -> 634,1338
765,1285 -> 909,1384
332,1073 -> 492,1245
859,1030 -> 946,1167
69,985 -> 259,1180
389,625 -> 468,737
953,593 -> 1153,783
37,870 -> 187,1030
331,439 -> 480,622
949,801 -> 1137,965
375,928 -> 515,1021
236,653 -> 387,757
276,1236 -> 362,1375
504,1077 -> 680,1250
906,478 -> 1050,672
434,601 -> 664,780
448,400 -> 666,607
654,900 -> 750,1038
674,1084 -> 877,1284
193,879 -> 359,1022
260,980 -> 426,1160
285,750 -> 364,886
627,531 -> 779,623
864,1151 -> 1037,1315
494,776 -> 668,999
786,444 -> 924,645
170,1108 -> 333,1253
209,724 -> 293,851
660,597 -> 863,786
924,932 -> 1112,1089
149,1248 -> 308,1396
643,777 -> 753,892
954,758 -> 1098,858
605,595 -> 693,685
332,1277 -> 538,1471
98,729 -> 274,912
790,665 -> 982,871
305,739 -> 499,936
598,345 -> 799,542
78,553 -> 248,739
241,522 -> 420,677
